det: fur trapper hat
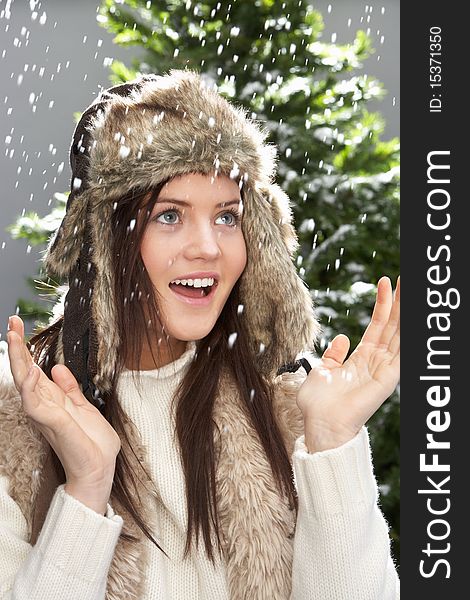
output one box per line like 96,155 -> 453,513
43,69 -> 319,406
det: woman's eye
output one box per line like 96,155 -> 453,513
156,210 -> 179,225
216,212 -> 238,226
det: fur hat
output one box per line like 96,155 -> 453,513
43,69 -> 319,407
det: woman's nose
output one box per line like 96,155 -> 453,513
183,222 -> 222,260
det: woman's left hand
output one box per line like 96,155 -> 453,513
296,275 -> 400,452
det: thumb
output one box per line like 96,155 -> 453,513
51,364 -> 88,406
322,334 -> 350,366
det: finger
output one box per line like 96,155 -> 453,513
378,276 -> 400,349
7,316 -> 47,395
8,315 -> 30,355
360,276 -> 393,347
8,315 -> 24,337
19,363 -> 42,412
12,315 -> 34,364
8,316 -> 31,363
51,364 -> 88,406
7,329 -> 33,389
322,334 -> 350,366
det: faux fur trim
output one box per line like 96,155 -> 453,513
272,365 -> 311,457
212,367 -> 308,599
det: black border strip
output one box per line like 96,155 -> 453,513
401,3 -> 467,595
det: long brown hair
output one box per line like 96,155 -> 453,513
29,179 -> 298,563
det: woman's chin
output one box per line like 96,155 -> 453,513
169,324 -> 216,343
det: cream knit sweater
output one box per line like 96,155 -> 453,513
0,341 -> 399,599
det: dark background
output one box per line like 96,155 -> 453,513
401,1 -> 466,595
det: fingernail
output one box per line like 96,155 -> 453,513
7,317 -> 12,331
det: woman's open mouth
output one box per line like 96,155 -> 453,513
168,279 -> 218,306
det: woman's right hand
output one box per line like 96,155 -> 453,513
6,315 -> 121,513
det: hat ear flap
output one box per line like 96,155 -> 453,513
239,185 -> 320,375
43,191 -> 90,279
263,184 -> 300,258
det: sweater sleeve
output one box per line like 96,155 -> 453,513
290,427 -> 399,600
0,476 -> 123,600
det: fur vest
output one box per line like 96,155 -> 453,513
0,345 -> 308,600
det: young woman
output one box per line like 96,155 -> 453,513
0,70 -> 400,599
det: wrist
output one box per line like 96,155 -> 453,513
303,418 -> 358,453
64,479 -> 113,515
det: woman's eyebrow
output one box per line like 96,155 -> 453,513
156,198 -> 242,208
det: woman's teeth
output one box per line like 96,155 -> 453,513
170,277 -> 215,288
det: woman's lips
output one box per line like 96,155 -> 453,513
168,281 -> 218,306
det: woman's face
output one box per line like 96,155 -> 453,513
140,172 -> 247,342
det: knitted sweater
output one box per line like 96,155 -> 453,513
0,341 -> 399,599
